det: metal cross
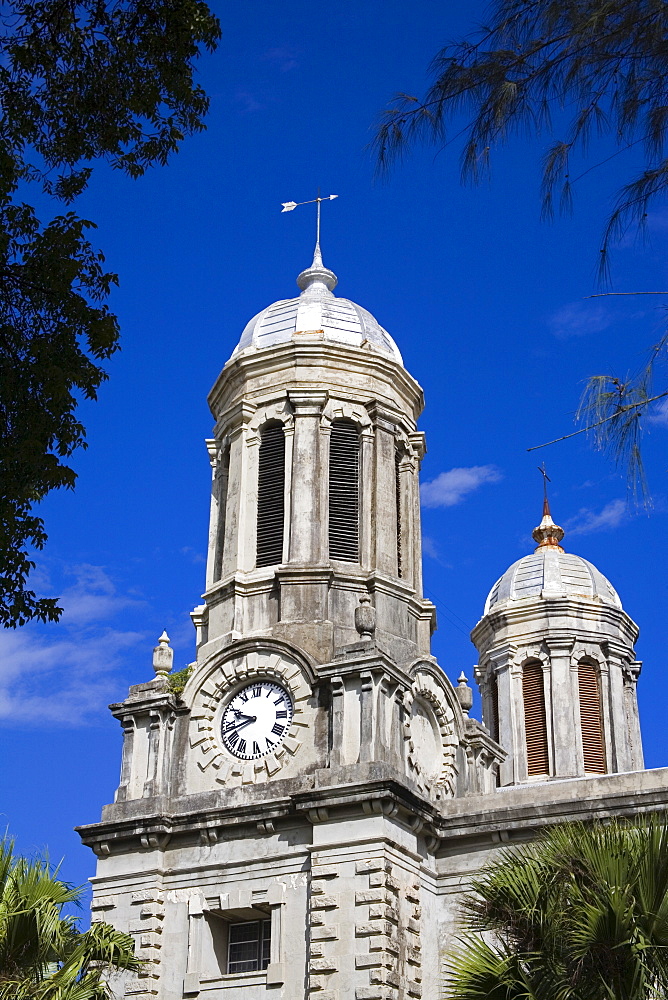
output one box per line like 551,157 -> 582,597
280,194 -> 338,247
537,462 -> 551,501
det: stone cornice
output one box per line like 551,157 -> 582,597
208,341 -> 424,423
433,767 -> 668,848
471,595 -> 639,650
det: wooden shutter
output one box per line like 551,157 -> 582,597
256,424 -> 285,567
329,420 -> 359,561
523,662 -> 549,776
395,451 -> 403,577
578,662 -> 606,774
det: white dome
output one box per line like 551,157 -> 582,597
484,503 -> 622,614
232,247 -> 403,365
485,548 -> 622,614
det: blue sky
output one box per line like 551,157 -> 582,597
2,0 -> 668,902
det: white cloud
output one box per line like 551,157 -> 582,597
0,627 -> 144,724
0,564 -> 148,725
547,302 -> 613,339
421,536 -> 439,559
261,47 -> 299,72
58,564 -> 144,625
421,465 -> 503,509
566,498 -> 627,535
648,396 -> 668,426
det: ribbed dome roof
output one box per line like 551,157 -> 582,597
484,501 -> 622,613
232,246 -> 403,365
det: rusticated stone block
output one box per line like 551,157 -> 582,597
369,903 -> 398,922
311,924 -> 338,940
311,864 -> 340,879
310,911 -> 325,926
355,889 -> 387,905
310,957 -> 337,973
355,953 -> 383,969
311,894 -> 338,909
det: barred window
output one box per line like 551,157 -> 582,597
329,419 -> 359,561
578,661 -> 606,774
256,423 -> 285,568
227,919 -> 271,974
523,661 -> 549,776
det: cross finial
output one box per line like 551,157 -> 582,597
537,462 -> 551,517
532,465 -> 565,551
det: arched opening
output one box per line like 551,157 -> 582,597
578,660 -> 606,774
328,419 -> 359,561
522,661 -> 549,777
256,422 -> 285,568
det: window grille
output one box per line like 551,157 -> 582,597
395,450 -> 403,577
256,424 -> 285,568
523,661 -> 549,776
578,661 -> 606,773
329,419 -> 359,561
227,919 -> 271,974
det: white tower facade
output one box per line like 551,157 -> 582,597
78,248 -> 666,1000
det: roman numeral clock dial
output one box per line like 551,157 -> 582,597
221,681 -> 293,760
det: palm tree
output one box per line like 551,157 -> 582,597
0,837 -> 141,999
445,815 -> 668,1000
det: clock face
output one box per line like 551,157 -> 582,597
221,681 -> 293,760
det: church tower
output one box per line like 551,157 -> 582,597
77,238 -> 668,1000
472,499 -> 643,786
78,244 -> 502,1000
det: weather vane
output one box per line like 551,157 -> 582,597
281,193 -> 338,248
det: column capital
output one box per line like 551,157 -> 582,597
287,389 -> 328,415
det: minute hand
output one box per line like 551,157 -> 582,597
226,715 -> 256,732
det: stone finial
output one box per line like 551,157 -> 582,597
152,631 -> 173,677
532,494 -> 565,552
354,594 -> 376,640
455,671 -> 473,717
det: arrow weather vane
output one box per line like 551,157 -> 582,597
281,193 -> 338,248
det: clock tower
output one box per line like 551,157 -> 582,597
77,242 -> 666,1000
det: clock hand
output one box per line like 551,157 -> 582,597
225,715 -> 256,733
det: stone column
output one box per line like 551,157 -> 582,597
489,653 -> 520,786
408,431 -> 426,594
370,407 -> 399,577
220,402 -> 256,577
624,661 -> 644,770
606,651 -> 629,772
547,642 -> 578,777
287,390 -> 328,565
204,440 -> 220,590
359,425 -> 374,571
115,716 -> 135,802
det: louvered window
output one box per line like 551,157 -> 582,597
395,451 -> 403,577
256,423 -> 285,568
578,661 -> 606,774
329,419 -> 359,561
523,661 -> 549,776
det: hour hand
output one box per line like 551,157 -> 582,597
225,714 -> 256,732
233,710 -> 256,723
